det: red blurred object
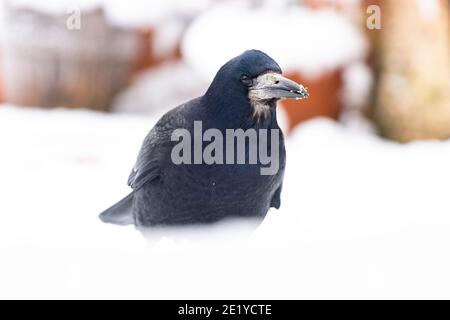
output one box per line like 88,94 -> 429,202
0,77 -> 4,103
133,27 -> 182,75
281,70 -> 343,131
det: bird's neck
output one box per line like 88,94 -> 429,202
203,94 -> 279,130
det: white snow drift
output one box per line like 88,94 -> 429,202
1,105 -> 450,299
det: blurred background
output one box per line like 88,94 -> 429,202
1,0 -> 450,299
0,0 -> 448,140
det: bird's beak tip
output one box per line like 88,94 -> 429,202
290,87 -> 309,101
274,74 -> 309,101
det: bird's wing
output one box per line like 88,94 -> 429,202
128,102 -> 192,190
127,129 -> 164,190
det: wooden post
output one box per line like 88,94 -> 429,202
373,0 -> 450,142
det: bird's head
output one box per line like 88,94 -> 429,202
205,50 -> 309,122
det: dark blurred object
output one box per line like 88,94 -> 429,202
372,0 -> 450,142
1,5 -> 140,111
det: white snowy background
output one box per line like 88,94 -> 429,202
1,106 -> 450,299
1,0 -> 450,300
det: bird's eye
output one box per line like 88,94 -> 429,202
240,75 -> 253,87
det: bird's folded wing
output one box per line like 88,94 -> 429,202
128,160 -> 161,190
128,104 -> 190,190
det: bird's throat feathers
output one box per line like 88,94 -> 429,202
204,89 -> 277,129
249,97 -> 277,124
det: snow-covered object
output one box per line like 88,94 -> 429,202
0,5 -> 140,110
4,0 -> 215,28
0,0 -> 217,79
416,0 -> 440,19
182,2 -> 368,80
304,0 -> 363,10
2,105 -> 450,299
113,61 -> 208,115
303,0 -> 364,23
342,61 -> 374,110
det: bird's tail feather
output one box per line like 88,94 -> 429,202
99,192 -> 134,226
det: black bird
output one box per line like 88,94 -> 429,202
100,50 -> 308,228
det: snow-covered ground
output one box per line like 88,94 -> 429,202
1,105 -> 450,299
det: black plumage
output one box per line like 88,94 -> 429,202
100,50 -> 308,228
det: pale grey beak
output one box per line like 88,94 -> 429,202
249,72 -> 309,101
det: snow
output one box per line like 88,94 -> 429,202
341,61 -> 374,111
182,2 -> 368,81
2,0 -> 215,28
1,105 -> 450,299
113,61 -> 208,115
417,0 -> 440,20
